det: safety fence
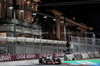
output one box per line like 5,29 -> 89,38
70,36 -> 100,54
0,53 -> 65,62
0,36 -> 67,55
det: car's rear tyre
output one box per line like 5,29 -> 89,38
57,58 -> 61,64
52,57 -> 55,62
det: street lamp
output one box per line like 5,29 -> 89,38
13,0 -> 17,55
44,16 -> 47,18
9,6 -> 13,9
7,0 -> 17,55
53,18 -> 56,21
64,16 -> 66,41
20,10 -> 24,12
61,20 -> 64,23
63,16 -> 67,51
33,13 -> 37,16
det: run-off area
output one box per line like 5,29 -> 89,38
62,60 -> 100,66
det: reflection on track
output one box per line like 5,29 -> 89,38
35,63 -> 62,66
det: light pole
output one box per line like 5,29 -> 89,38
13,0 -> 16,55
13,0 -> 16,37
63,15 -> 71,54
64,16 -> 67,49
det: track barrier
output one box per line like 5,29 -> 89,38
74,53 -> 82,60
88,52 -> 95,59
0,52 -> 100,62
64,54 -> 75,61
64,52 -> 100,61
0,53 -> 64,62
94,52 -> 100,58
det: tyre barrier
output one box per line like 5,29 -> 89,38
81,53 -> 88,59
74,54 -> 82,60
94,52 -> 100,58
64,52 -> 100,61
88,53 -> 95,59
64,54 -> 76,61
85,53 -> 90,59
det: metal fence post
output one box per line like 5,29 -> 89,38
15,37 -> 17,55
78,37 -> 80,53
24,38 -> 26,54
99,39 -> 100,53
6,37 -> 8,55
52,41 -> 54,53
32,35 -> 34,53
92,38 -> 94,53
77,37 -> 79,53
33,38 -> 35,53
46,40 -> 48,54
97,39 -> 99,52
85,37 -> 87,53
40,39 -> 42,53
57,41 -> 59,53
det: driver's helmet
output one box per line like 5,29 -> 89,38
47,54 -> 50,57
42,55 -> 45,58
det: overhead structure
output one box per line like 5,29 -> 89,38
40,1 -> 100,7
0,36 -> 67,45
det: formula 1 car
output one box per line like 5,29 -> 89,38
39,56 -> 61,64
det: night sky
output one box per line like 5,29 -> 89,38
40,0 -> 100,37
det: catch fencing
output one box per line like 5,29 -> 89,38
0,36 -> 67,55
70,36 -> 100,54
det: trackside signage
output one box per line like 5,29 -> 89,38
25,54 -> 36,59
0,55 -> 11,61
0,53 -> 64,62
16,54 -> 26,60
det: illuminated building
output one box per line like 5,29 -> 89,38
0,0 -> 93,55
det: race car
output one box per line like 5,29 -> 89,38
39,55 -> 61,64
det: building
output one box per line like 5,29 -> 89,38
0,0 -> 93,55
0,0 -> 42,55
46,9 -> 93,44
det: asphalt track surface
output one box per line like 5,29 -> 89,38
0,59 -> 64,66
0,58 -> 100,66
0,57 -> 67,66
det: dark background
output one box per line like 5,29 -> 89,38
39,0 -> 100,38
